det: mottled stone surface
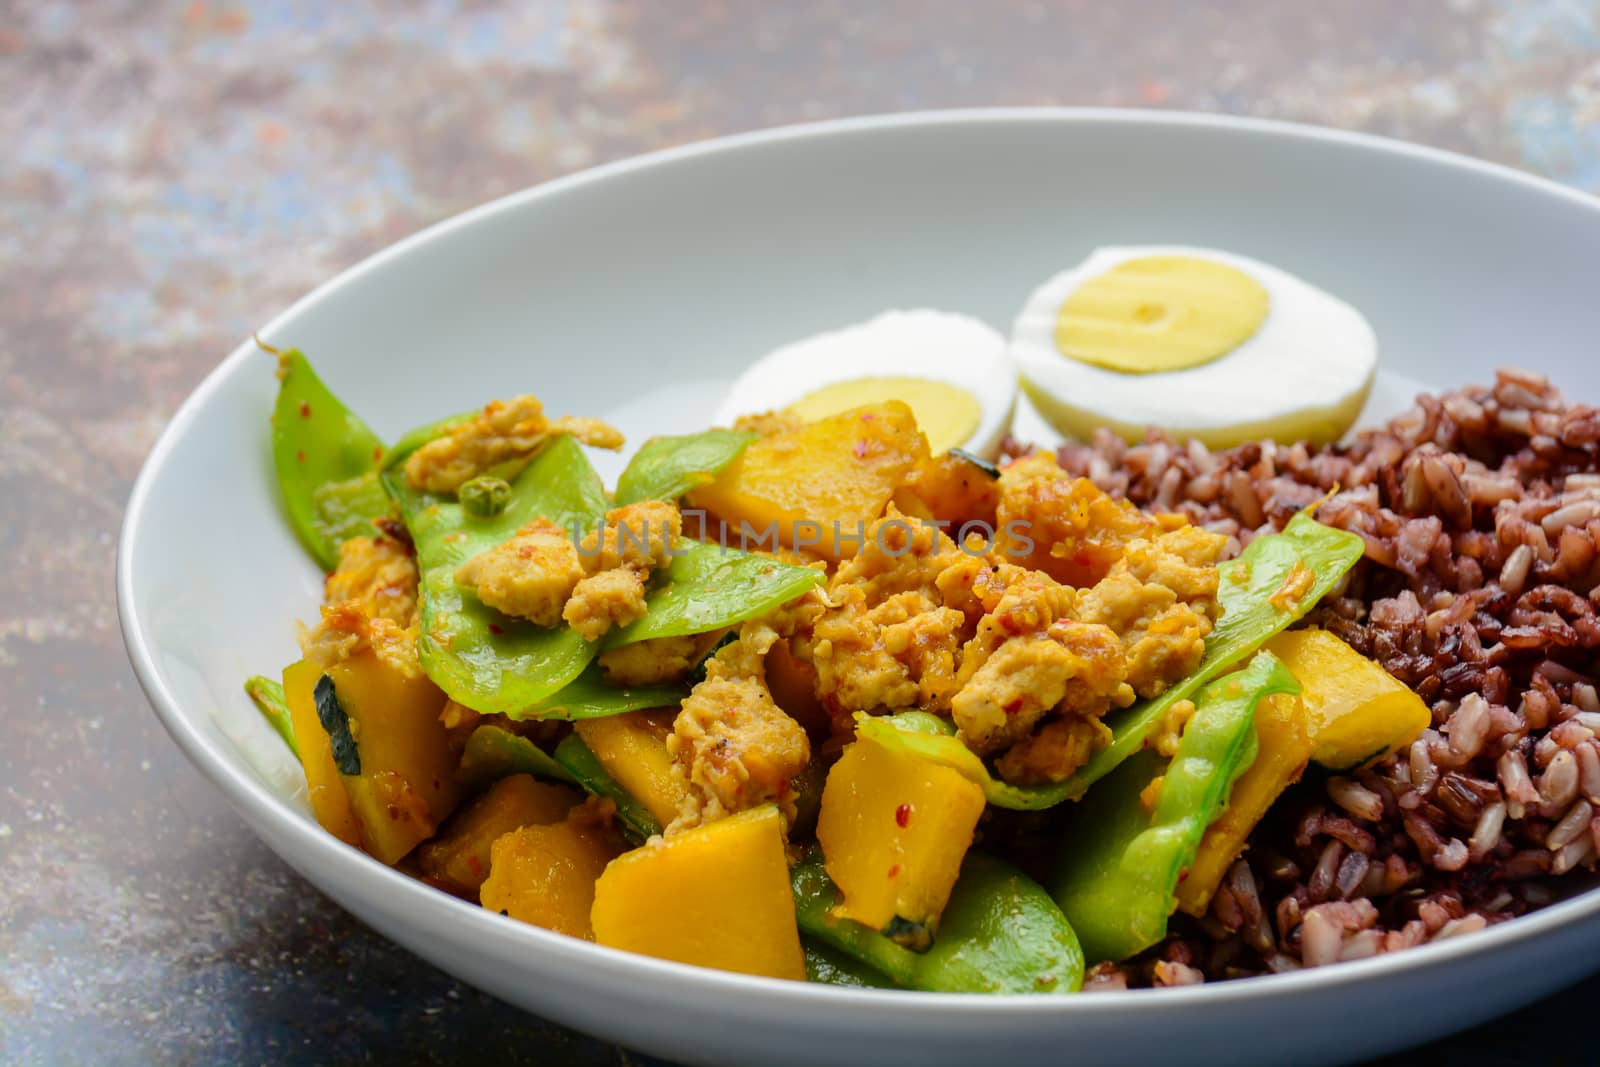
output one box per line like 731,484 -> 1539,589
3,1 -> 1599,1063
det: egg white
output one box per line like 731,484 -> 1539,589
715,309 -> 1019,459
1010,246 -> 1377,447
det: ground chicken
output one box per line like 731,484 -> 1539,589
1075,525 -> 1226,698
299,534 -> 423,676
810,589 -> 967,715
993,715 -> 1114,786
403,395 -> 622,493
951,622 -> 1130,755
454,517 -> 584,627
563,567 -> 649,641
578,499 -> 681,573
596,630 -> 727,686
993,452 -> 1159,587
666,634 -> 810,833
805,512 -> 971,716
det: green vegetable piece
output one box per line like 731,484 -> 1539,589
802,937 -> 895,989
792,849 -> 1083,994
604,541 -> 823,648
313,674 -> 360,775
270,348 -> 390,570
523,664 -> 685,721
1050,651 -> 1300,963
459,475 -> 512,518
457,724 -> 576,788
854,512 -> 1363,810
244,675 -> 297,757
384,434 -> 610,715
551,734 -> 661,841
614,429 -> 757,506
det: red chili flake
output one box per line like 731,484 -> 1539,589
466,855 -> 484,877
299,400 -> 312,417
372,446 -> 384,462
894,803 -> 912,828
488,623 -> 505,635
296,449 -> 306,464
887,864 -> 901,879
1004,697 -> 1024,714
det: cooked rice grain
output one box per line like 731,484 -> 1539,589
1016,369 -> 1600,983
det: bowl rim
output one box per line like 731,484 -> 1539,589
118,106 -> 1600,1016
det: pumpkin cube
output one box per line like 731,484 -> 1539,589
591,805 -> 806,979
417,774 -> 582,895
1266,628 -> 1431,771
573,711 -> 688,828
480,803 -> 624,939
688,401 -> 930,561
325,650 -> 461,864
282,658 -> 362,847
816,735 -> 986,932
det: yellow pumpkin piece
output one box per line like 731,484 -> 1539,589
815,735 -> 986,932
1176,693 -> 1312,916
417,775 -> 582,895
573,711 -> 688,828
1265,628 -> 1431,771
688,401 -> 930,561
327,650 -> 462,864
591,805 -> 806,979
901,451 -> 1001,530
480,802 -> 624,939
282,658 -> 362,847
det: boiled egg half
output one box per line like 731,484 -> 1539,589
1010,246 -> 1377,447
714,309 -> 1019,459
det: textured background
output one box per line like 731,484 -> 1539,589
4,1 -> 1600,1064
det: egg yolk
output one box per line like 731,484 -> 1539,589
1055,255 -> 1269,374
787,377 -> 980,453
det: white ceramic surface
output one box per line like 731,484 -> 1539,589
119,110 -> 1600,1067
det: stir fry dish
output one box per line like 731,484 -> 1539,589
247,246 -> 1600,990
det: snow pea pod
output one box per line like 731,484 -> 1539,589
270,348 -> 390,570
605,542 -> 823,648
1050,651 -> 1300,964
791,849 -> 1083,994
854,512 -> 1363,810
614,429 -> 757,506
803,938 -> 894,989
523,665 -> 684,721
383,434 -> 611,714
550,734 -> 661,841
244,675 -> 297,756
457,724 -> 576,788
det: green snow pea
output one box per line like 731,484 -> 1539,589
383,433 -> 611,715
614,429 -> 757,506
244,675 -> 297,756
803,938 -> 895,989
1050,651 -> 1300,964
457,724 -> 576,788
270,348 -> 390,570
791,849 -> 1084,994
605,542 -> 823,648
855,512 -> 1363,810
523,664 -> 685,721
551,734 -> 662,841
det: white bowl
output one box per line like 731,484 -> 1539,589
119,109 -> 1600,1067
